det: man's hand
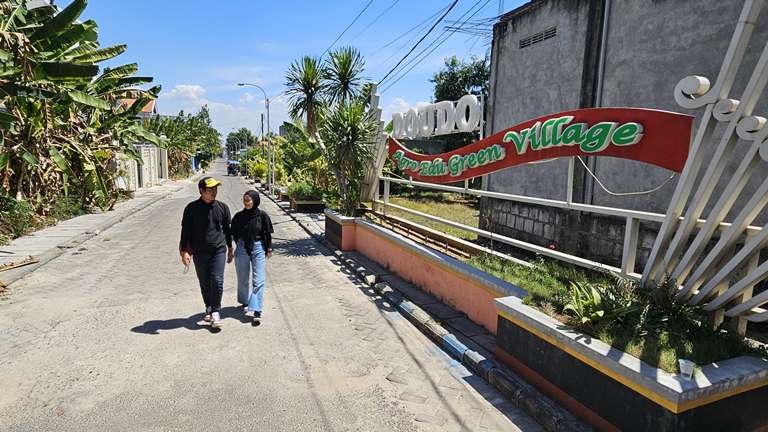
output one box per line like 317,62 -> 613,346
266,250 -> 273,259
227,247 -> 234,263
180,251 -> 191,267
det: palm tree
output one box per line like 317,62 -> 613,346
285,56 -> 325,136
324,46 -> 365,106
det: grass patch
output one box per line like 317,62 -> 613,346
386,191 -> 479,240
468,253 -> 767,373
0,196 -> 89,245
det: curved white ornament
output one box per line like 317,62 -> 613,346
455,95 -> 481,133
713,98 -> 741,122
674,75 -> 715,109
736,115 -> 766,141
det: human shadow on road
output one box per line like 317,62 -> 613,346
131,310 -> 236,335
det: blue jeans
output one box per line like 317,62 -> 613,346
234,240 -> 266,313
192,248 -> 226,312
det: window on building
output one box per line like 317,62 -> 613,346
519,27 -> 557,49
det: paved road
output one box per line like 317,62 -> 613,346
0,161 -> 542,432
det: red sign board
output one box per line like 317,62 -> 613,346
387,108 -> 693,184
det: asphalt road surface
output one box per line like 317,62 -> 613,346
0,160 -> 542,432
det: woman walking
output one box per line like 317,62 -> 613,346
231,190 -> 274,326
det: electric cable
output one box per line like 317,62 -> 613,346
368,4 -> 452,76
380,0 -> 491,90
576,156 -> 676,196
321,0 -> 376,58
380,0 -> 491,92
351,0 -> 401,40
377,0 -> 459,84
369,1 -> 453,57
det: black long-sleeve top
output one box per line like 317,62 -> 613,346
230,209 -> 274,252
179,199 -> 232,254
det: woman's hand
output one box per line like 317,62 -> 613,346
180,251 -> 191,267
266,249 -> 273,259
227,247 -> 234,263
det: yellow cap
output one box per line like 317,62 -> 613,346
199,177 -> 222,188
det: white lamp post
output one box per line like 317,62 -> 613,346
238,82 -> 272,195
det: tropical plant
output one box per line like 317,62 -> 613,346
285,56 -> 325,136
287,179 -> 321,201
319,101 -> 378,216
324,46 -> 365,105
0,0 -> 164,213
564,279 -> 639,327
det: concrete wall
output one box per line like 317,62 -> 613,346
482,0 -> 768,266
487,0 -> 593,200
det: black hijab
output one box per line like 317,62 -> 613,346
239,190 -> 263,256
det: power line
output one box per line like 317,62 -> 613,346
377,0 -> 459,84
379,0 -> 488,88
369,1 -> 452,57
321,0 -> 376,58
380,0 -> 490,91
351,0 -> 401,40
381,0 -> 492,93
368,4 -> 451,76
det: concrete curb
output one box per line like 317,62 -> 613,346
257,186 -> 591,432
1,184 -> 185,288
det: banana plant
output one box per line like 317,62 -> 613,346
0,0 -> 163,212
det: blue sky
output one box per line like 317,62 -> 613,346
78,0 -> 523,136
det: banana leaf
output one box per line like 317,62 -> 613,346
69,44 -> 126,63
29,0 -> 87,43
35,61 -> 98,81
67,90 -> 110,110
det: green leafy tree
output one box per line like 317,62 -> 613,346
429,55 -> 490,150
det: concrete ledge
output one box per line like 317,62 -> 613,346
496,296 -> 768,431
356,220 -> 527,299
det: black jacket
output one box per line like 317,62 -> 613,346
230,208 -> 273,253
179,199 -> 232,254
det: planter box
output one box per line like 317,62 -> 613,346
324,209 -> 360,251
494,296 -> 768,432
290,197 -> 324,213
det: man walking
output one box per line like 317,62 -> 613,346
179,177 -> 234,328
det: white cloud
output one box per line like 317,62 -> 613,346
158,86 -> 291,137
162,84 -> 206,101
382,98 -> 430,123
239,92 -> 255,103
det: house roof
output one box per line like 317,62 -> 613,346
119,99 -> 156,114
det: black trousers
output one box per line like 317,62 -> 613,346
192,248 -> 226,312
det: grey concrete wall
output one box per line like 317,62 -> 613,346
487,0 -> 593,200
481,0 -> 768,267
593,0 -> 768,223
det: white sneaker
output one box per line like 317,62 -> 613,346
244,309 -> 255,317
211,312 -> 223,328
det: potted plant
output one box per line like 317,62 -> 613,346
287,179 -> 324,213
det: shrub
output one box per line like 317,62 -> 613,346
287,180 -> 322,200
0,196 -> 38,240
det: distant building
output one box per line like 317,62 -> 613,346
116,99 -> 169,190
